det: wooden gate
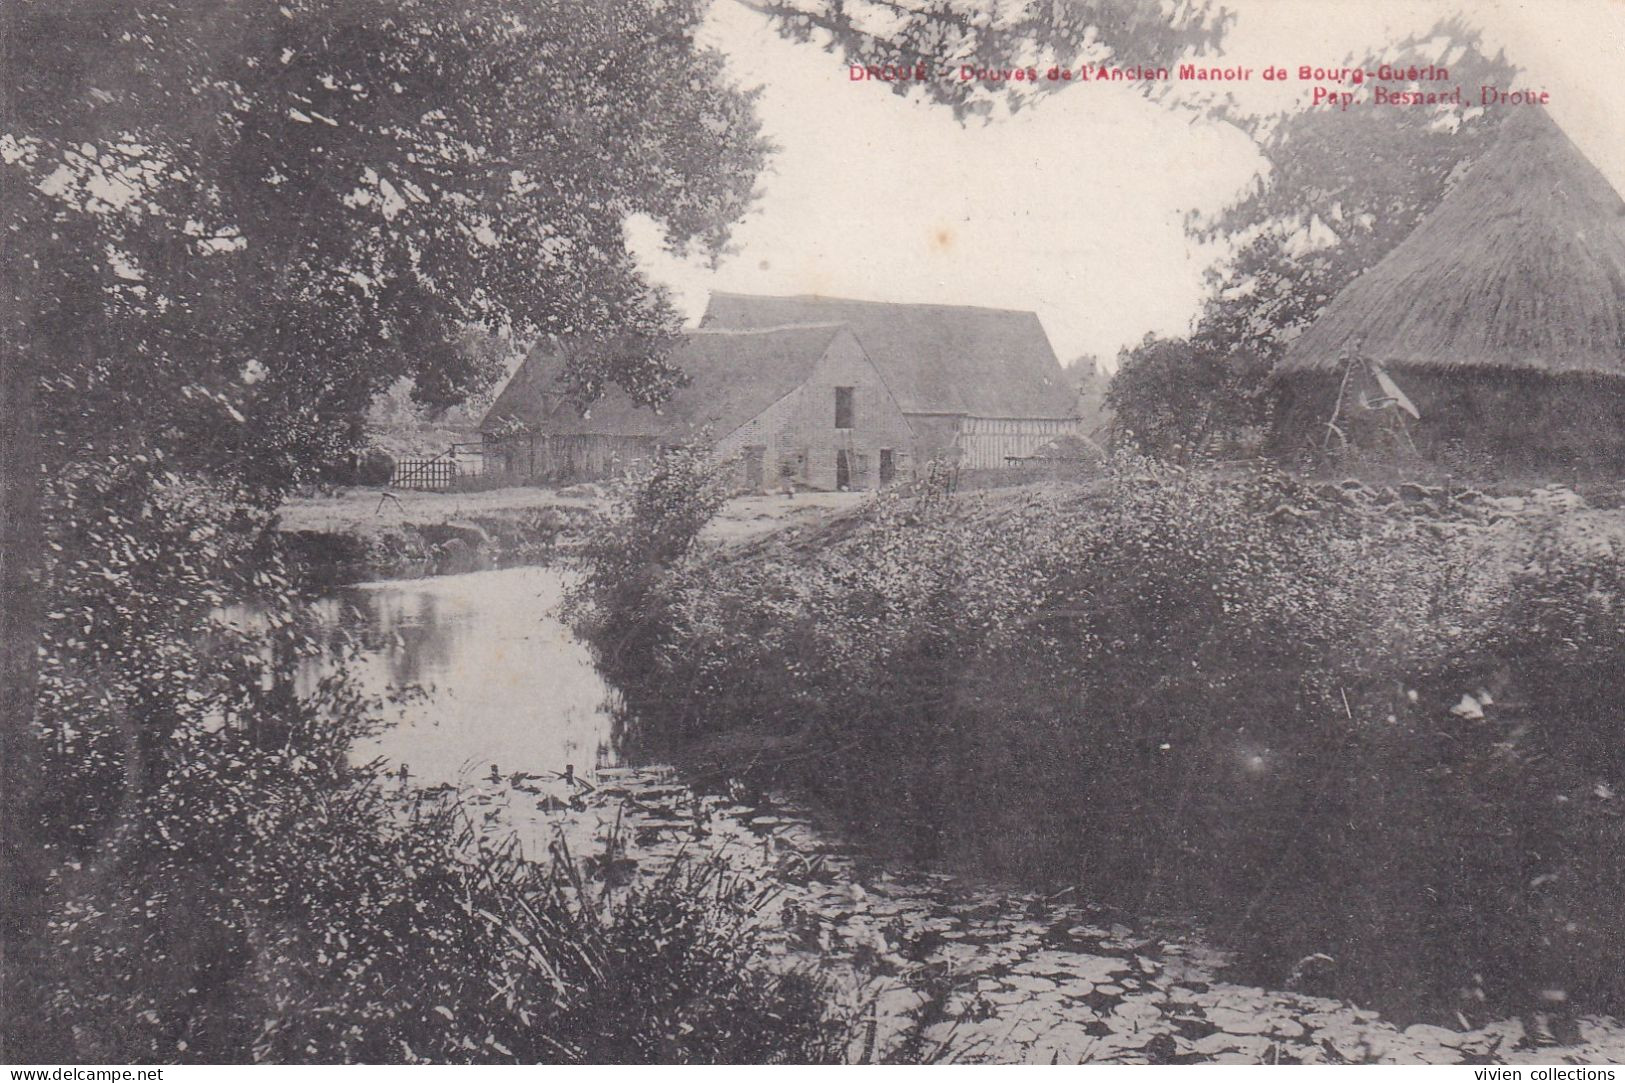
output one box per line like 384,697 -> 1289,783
391,457 -> 458,491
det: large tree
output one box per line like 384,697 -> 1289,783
5,0 -> 769,496
1105,20 -> 1521,456
2,0 -> 771,824
1190,19 -> 1519,366
751,7 -> 1519,455
1107,332 -> 1269,461
2,1 -> 771,1057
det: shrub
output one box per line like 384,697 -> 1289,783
356,448 -> 397,488
575,458 -> 1625,1021
566,440 -> 730,718
31,742 -> 844,1064
12,446 -> 844,1063
1107,335 -> 1271,461
312,447 -> 397,487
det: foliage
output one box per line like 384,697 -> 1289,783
1484,521 -> 1625,778
15,442 -> 840,1061
749,0 -> 1231,120
1102,22 -> 1518,459
355,449 -> 398,489
567,441 -> 731,707
1191,20 -> 1519,368
1106,334 -> 1270,460
30,729 -> 844,1064
582,441 -> 733,580
5,0 -> 770,494
13,442 -> 844,1061
577,462 -> 1625,1020
2,1 -> 832,1063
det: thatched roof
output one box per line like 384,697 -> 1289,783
482,324 -> 849,439
701,293 -> 1078,418
1280,108 -> 1625,377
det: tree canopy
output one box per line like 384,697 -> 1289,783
749,0 -> 1231,118
1191,19 -> 1519,367
1,5 -> 774,1056
755,8 -> 1521,457
1107,332 -> 1268,460
1105,20 -> 1520,457
4,0 -> 770,494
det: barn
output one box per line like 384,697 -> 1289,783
1273,108 -> 1625,475
700,293 -> 1082,468
480,323 -> 916,491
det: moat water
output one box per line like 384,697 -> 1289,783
306,565 -> 1625,1064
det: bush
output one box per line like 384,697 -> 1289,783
312,447 -> 397,487
575,457 -> 1625,1022
1107,335 -> 1271,461
566,440 -> 730,727
356,448 -> 397,487
12,446 -> 844,1063
31,742 -> 844,1064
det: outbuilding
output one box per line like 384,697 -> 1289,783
699,293 -> 1083,469
481,323 -> 915,491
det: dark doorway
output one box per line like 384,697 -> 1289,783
744,446 -> 765,489
835,449 -> 851,490
879,448 -> 895,485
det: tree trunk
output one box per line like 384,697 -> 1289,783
1,306 -> 47,1059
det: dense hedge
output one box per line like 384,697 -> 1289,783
576,458 -> 1625,1023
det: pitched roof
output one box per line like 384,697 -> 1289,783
700,293 -> 1078,418
1280,108 -> 1625,378
483,324 -> 847,439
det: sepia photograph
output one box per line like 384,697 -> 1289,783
4,0 -> 1625,1069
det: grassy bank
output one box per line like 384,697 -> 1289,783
275,488 -> 597,584
275,484 -> 871,584
573,457 -> 1625,1026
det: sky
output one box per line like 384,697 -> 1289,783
630,0 -> 1625,370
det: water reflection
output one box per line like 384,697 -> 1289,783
327,566 -> 618,786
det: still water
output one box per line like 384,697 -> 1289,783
291,567 -> 1625,1063
325,565 -> 618,786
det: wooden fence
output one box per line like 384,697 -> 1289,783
391,457 -> 458,491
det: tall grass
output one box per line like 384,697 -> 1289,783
22,724 -> 848,1063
